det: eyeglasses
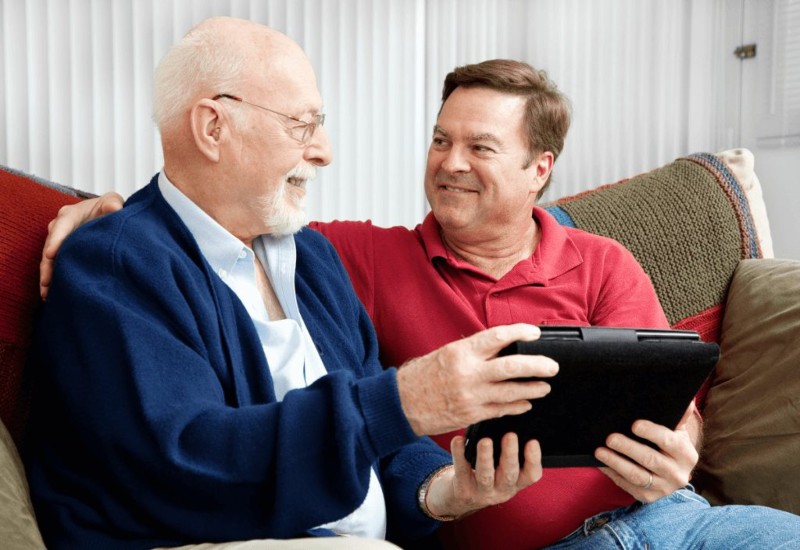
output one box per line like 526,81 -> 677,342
213,93 -> 326,144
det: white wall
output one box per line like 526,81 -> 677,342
736,0 -> 800,259
1,0 -> 794,251
751,148 -> 800,259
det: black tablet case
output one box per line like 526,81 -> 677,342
464,327 -> 719,468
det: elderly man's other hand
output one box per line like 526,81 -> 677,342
595,401 -> 700,503
396,324 -> 558,436
423,433 -> 542,520
40,192 -> 124,300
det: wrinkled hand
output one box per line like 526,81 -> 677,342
40,192 -> 124,300
396,324 -> 558,436
595,401 -> 700,503
425,433 -> 542,519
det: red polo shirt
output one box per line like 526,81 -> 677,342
312,207 -> 669,549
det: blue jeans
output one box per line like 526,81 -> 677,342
546,486 -> 800,549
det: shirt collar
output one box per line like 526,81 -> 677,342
417,206 -> 583,283
157,171 -> 250,278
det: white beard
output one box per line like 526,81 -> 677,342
262,163 -> 316,236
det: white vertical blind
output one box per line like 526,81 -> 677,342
782,0 -> 800,113
1,0 -> 733,226
755,0 -> 800,144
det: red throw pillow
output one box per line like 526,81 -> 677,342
0,167 -> 87,446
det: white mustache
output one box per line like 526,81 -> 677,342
286,163 -> 317,182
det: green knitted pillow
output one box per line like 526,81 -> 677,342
544,153 -> 762,343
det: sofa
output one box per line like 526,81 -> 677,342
1,149 -> 798,548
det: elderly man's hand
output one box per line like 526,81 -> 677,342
396,324 -> 558,436
40,192 -> 124,300
594,401 -> 700,503
423,433 -> 542,520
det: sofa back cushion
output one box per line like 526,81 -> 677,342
544,150 -> 766,345
0,166 -> 89,446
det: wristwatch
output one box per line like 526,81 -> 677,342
417,465 -> 457,521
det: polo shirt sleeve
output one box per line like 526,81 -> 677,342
309,220 -> 377,316
590,239 -> 670,329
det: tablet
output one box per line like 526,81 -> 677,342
464,326 -> 719,468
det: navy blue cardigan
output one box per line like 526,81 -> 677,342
26,178 -> 450,549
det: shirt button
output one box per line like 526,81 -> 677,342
238,249 -> 247,259
218,268 -> 228,278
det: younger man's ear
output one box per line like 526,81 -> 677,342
190,99 -> 226,162
530,151 -> 554,191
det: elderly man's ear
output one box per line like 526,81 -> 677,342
190,99 -> 226,162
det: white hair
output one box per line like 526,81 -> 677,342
153,21 -> 247,133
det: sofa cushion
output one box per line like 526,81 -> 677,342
0,166 -> 90,446
544,149 -> 767,345
0,417 -> 45,548
694,258 -> 800,514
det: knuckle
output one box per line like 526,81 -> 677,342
502,471 -> 517,486
496,356 -> 518,378
490,325 -> 510,341
477,472 -> 494,486
661,430 -> 679,449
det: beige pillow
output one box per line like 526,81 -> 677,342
696,258 -> 800,514
716,148 -> 773,258
0,418 -> 45,549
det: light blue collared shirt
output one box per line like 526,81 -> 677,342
158,172 -> 328,400
157,172 -> 386,539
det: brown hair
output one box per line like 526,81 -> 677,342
440,59 -> 571,196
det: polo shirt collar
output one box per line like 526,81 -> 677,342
418,206 -> 583,284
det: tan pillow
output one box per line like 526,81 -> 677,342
0,418 -> 45,549
715,148 -> 773,258
696,258 -> 800,514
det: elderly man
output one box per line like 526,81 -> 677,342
24,18 -> 560,550
40,53 -> 800,550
